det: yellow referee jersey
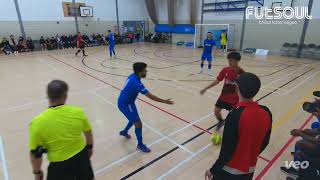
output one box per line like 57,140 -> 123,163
29,105 -> 92,162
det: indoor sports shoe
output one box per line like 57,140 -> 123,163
208,69 -> 213,76
313,91 -> 320,97
215,120 -> 225,131
280,167 -> 299,178
137,144 -> 151,153
199,69 -> 204,74
119,131 -> 131,139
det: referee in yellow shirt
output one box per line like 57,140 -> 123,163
29,80 -> 94,180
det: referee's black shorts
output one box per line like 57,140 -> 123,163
47,147 -> 94,180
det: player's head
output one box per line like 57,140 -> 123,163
133,62 -> 147,78
227,51 -> 241,68
207,32 -> 213,39
47,80 -> 69,103
108,30 -> 111,33
236,73 -> 261,100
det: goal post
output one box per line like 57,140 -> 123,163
194,24 -> 235,51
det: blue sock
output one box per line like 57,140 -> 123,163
109,50 -> 112,57
135,127 -> 143,146
123,121 -> 133,133
208,64 -> 212,69
113,50 -> 116,56
201,63 -> 204,68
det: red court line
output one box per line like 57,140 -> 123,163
258,156 -> 271,163
255,114 -> 314,180
48,55 -> 212,135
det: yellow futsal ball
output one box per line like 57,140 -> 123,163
211,134 -> 222,145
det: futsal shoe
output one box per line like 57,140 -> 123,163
137,144 -> 151,153
280,167 -> 299,178
199,69 -> 204,74
119,131 -> 131,139
313,91 -> 320,97
208,69 -> 213,76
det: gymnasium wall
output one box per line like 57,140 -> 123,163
0,0 -> 152,39
201,0 -> 320,53
164,0 -> 320,54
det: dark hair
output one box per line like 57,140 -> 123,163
207,32 -> 212,34
133,62 -> 147,74
227,51 -> 241,61
235,73 -> 261,99
108,30 -> 111,33
47,80 -> 68,101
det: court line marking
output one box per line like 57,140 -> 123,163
0,136 -> 9,180
90,91 -> 213,176
254,84 -> 320,179
272,84 -> 320,129
49,55 -> 212,135
120,68 -> 313,179
148,74 -> 218,100
98,59 -> 219,99
0,86 -> 109,112
283,71 -> 320,95
255,115 -> 314,180
156,143 -> 212,180
262,64 -> 308,89
38,58 -> 57,71
88,91 -> 195,155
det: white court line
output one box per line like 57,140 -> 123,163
91,89 -> 214,176
262,64 -> 308,89
0,86 -> 109,112
89,91 -> 194,154
39,58 -> 57,71
0,136 -> 9,180
148,74 -> 217,100
284,71 -> 320,95
100,58 -> 219,99
143,123 -> 194,155
156,143 -> 212,180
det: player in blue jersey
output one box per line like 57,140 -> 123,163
118,62 -> 174,153
200,32 -> 216,75
107,30 -> 116,59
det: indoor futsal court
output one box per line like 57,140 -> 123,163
1,0 -> 320,180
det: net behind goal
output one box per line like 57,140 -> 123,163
194,24 -> 235,51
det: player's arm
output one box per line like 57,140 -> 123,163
200,79 -> 220,95
30,152 -> 43,180
291,129 -> 320,143
29,125 -> 44,180
82,111 -> 94,158
145,92 -> 174,105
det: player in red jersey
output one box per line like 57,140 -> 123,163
75,32 -> 87,57
200,51 -> 245,131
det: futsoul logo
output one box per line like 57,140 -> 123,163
246,6 -> 313,20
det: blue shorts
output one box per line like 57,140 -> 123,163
118,102 -> 140,123
109,44 -> 115,51
201,53 -> 213,61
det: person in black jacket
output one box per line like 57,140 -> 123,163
205,73 -> 272,180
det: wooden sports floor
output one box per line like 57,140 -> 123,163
0,43 -> 320,180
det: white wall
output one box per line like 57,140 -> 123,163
118,0 -> 149,21
155,0 -> 168,23
0,0 -> 151,38
0,0 -> 17,21
17,0 -> 74,21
